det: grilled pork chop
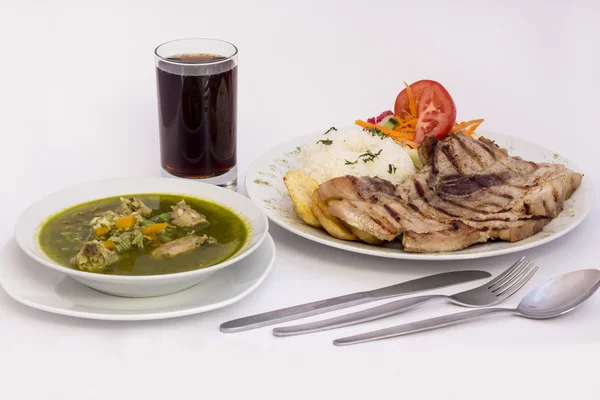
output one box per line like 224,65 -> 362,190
317,133 -> 582,253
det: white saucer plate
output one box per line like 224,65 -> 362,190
0,234 -> 275,321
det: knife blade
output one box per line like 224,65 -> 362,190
219,270 -> 490,333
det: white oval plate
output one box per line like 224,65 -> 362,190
0,234 -> 275,321
246,129 -> 594,261
14,177 -> 269,297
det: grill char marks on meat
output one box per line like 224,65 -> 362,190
316,133 -> 582,253
438,174 -> 507,196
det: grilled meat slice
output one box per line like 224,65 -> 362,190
327,199 -> 402,241
316,133 -> 582,252
420,134 -> 581,219
317,175 -> 398,203
402,221 -> 486,253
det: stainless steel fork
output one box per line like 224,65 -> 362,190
273,256 -> 538,336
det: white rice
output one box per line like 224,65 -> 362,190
298,126 -> 416,185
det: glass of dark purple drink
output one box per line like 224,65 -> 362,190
155,38 -> 238,189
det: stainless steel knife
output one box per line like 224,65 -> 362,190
219,270 -> 491,333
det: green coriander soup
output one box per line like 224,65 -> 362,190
39,194 -> 248,275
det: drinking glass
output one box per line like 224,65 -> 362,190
155,38 -> 238,189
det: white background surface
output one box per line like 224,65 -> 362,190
0,0 -> 598,399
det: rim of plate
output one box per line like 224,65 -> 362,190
15,177 -> 269,281
1,234 -> 276,321
246,129 -> 594,261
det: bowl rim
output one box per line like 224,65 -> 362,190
14,177 -> 269,282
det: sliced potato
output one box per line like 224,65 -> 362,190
311,190 -> 357,241
283,170 -> 321,227
347,225 -> 384,245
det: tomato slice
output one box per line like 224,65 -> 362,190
394,80 -> 457,143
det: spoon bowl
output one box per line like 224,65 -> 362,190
516,269 -> 600,319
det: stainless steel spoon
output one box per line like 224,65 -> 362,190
334,269 -> 600,346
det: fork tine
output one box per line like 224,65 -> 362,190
488,257 -> 529,289
491,260 -> 533,293
486,256 -> 526,288
495,265 -> 538,299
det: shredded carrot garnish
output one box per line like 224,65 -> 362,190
464,119 -> 484,135
396,138 -> 419,149
452,121 -> 470,133
392,119 -> 416,131
404,114 -> 419,131
355,120 -> 418,148
404,82 -> 418,118
389,130 -> 416,140
355,120 -> 415,140
103,240 -> 115,249
450,119 -> 484,137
